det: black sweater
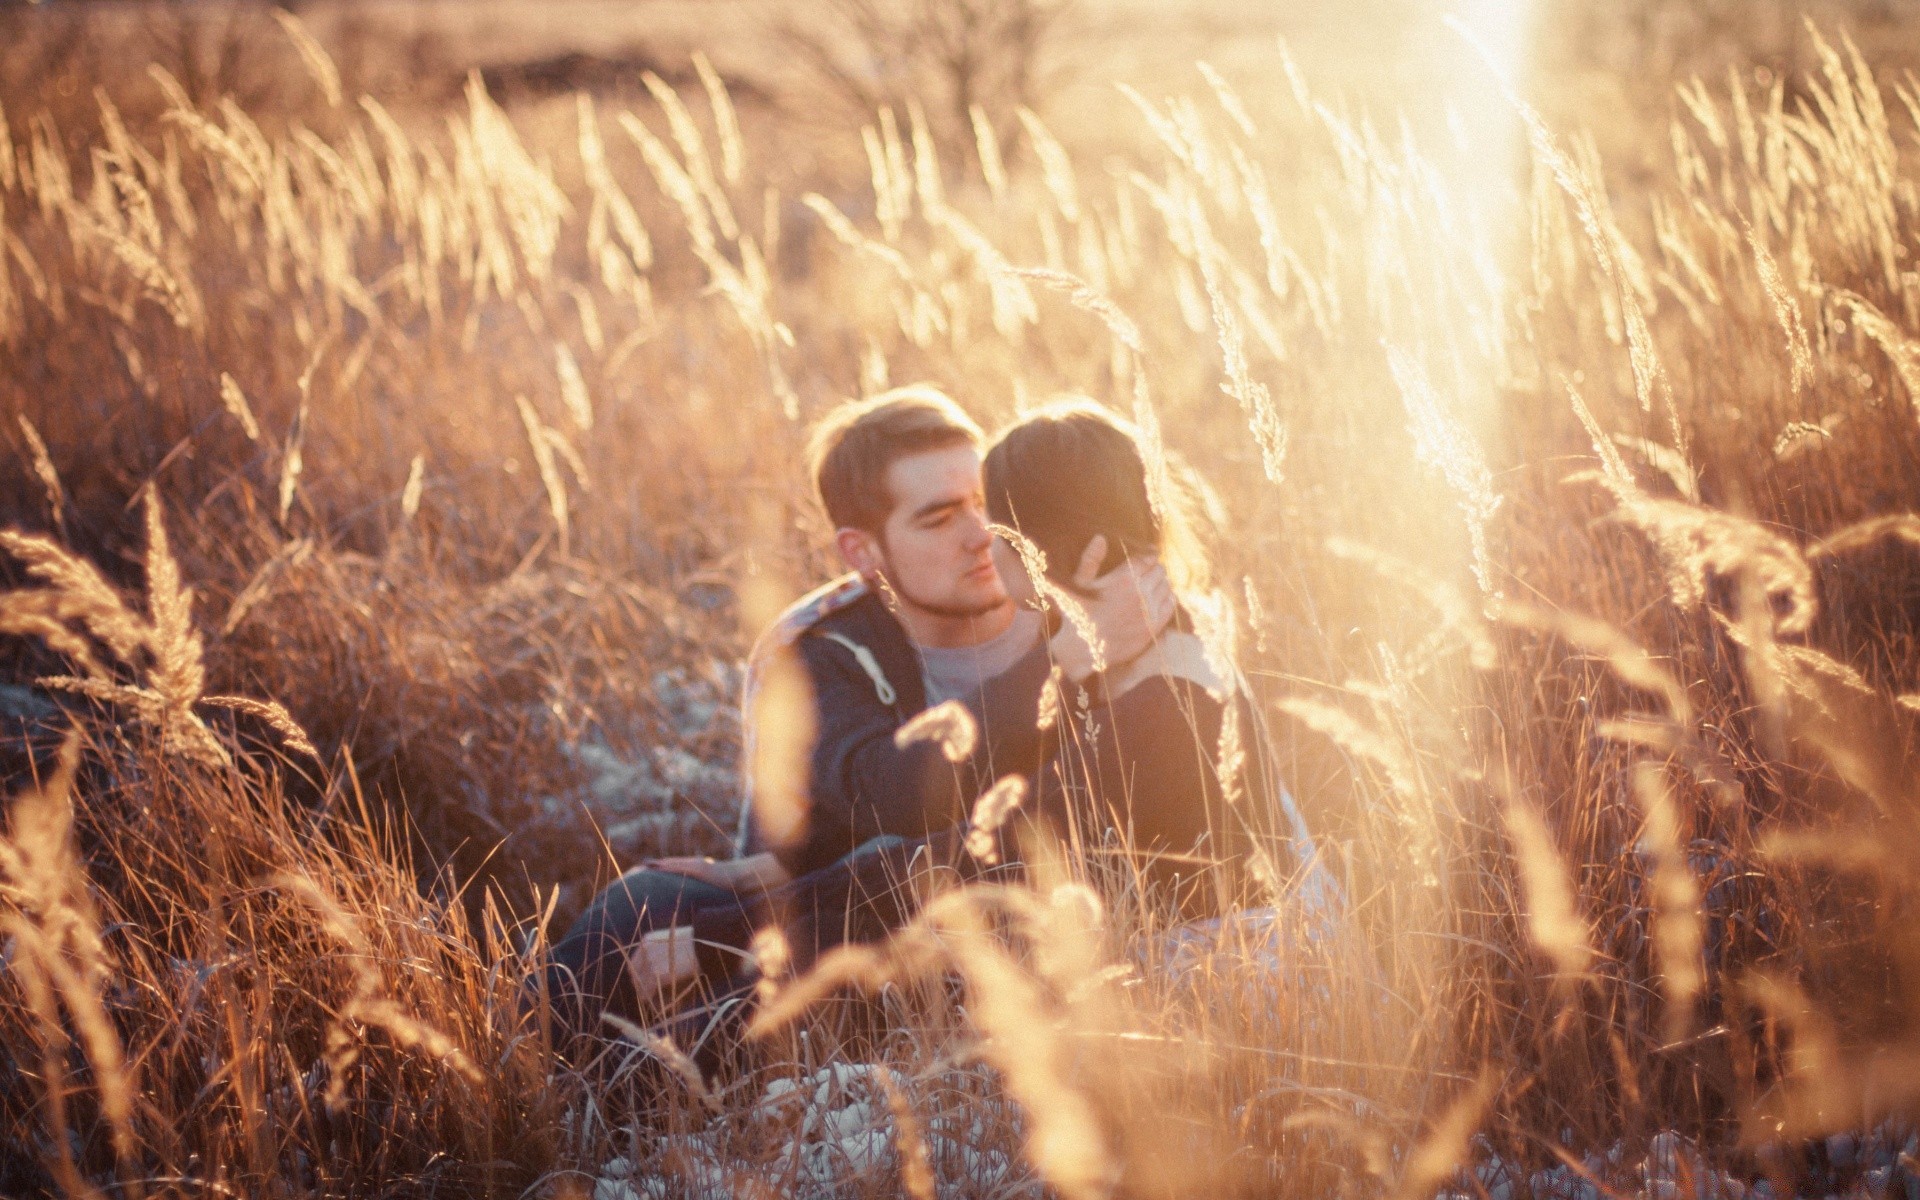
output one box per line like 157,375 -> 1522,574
1035,672 -> 1276,916
739,578 -> 1053,877
695,660 -> 1286,979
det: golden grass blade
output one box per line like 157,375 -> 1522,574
1772,420 -> 1834,460
1013,266 -> 1143,353
142,488 -> 205,711
744,642 -> 817,858
877,107 -> 912,231
1201,258 -> 1287,482
273,9 -> 343,109
0,99 -> 13,192
1809,513 -> 1920,557
0,737 -> 149,1199
602,1013 -> 721,1113
200,695 -> 320,760
893,698 -> 978,763
747,943 -> 891,1037
1834,289 -> 1920,412
16,415 -> 65,530
1631,763 -> 1704,1044
1611,432 -> 1702,501
875,1066 -> 937,1200
1590,483 -> 1818,635
1328,537 -> 1498,670
400,454 -> 426,523
928,204 -> 1037,335
1740,974 -> 1880,1139
907,101 -> 944,214
965,775 -> 1028,865
0,593 -> 106,679
1747,223 -> 1814,396
1276,696 -> 1419,801
1491,599 -> 1692,723
1196,61 -> 1258,139
1281,1109 -> 1393,1179
1016,107 -> 1080,223
1393,1071 -> 1497,1200
554,342 -> 593,431
691,53 -> 744,186
1757,826 -> 1896,877
1501,794 -> 1593,981
275,872 -> 482,1102
0,533 -> 142,664
641,72 -> 737,242
987,523 -> 1102,674
1035,664 -> 1064,733
1565,382 -> 1635,487
1215,692 -> 1245,806
515,394 -> 569,555
218,372 -> 261,441
1387,347 -> 1502,596
970,104 -> 1008,205
278,403 -> 306,527
749,925 -> 791,1006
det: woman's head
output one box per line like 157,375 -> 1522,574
983,398 -> 1209,600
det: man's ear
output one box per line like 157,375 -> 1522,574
835,527 -> 883,578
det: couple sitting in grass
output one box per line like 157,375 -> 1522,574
538,386 -> 1330,1054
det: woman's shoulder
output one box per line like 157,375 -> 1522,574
1110,629 -> 1230,703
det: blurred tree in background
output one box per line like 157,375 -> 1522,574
777,0 -> 1074,159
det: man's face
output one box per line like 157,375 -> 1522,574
866,444 -> 1008,619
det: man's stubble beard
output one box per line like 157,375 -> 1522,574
874,543 -> 1008,623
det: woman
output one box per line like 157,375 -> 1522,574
624,400 -> 1331,1009
984,398 -> 1281,915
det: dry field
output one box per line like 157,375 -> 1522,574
4,1 -> 1920,1197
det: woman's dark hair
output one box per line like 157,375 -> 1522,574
983,398 -> 1210,594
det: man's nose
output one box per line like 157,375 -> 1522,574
959,507 -> 993,549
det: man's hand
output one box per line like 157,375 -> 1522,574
1047,535 -> 1176,684
624,925 -> 698,1003
644,851 -> 791,894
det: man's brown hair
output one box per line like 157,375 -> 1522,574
807,386 -> 984,533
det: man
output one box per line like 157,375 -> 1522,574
539,386 -> 1171,1042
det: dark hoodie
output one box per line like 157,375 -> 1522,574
736,573 -> 1053,877
694,625 -> 1308,979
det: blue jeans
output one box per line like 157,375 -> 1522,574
536,868 -> 743,1043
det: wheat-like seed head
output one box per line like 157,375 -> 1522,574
0,734 -> 140,1174
965,774 -> 1028,865
142,488 -> 204,709
1500,792 -> 1594,982
988,524 -> 1103,674
272,10 -> 343,110
875,1065 -> 938,1200
642,72 -> 738,243
893,698 -> 979,763
970,105 -> 1009,206
515,394 -> 570,555
1392,1072 -> 1497,1200
201,696 -> 320,761
0,533 -> 143,664
1631,763 -> 1704,1044
1577,472 -> 1817,635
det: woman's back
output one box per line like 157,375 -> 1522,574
1033,626 -> 1298,920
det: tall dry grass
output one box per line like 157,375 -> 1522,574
3,11 -> 1920,1197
